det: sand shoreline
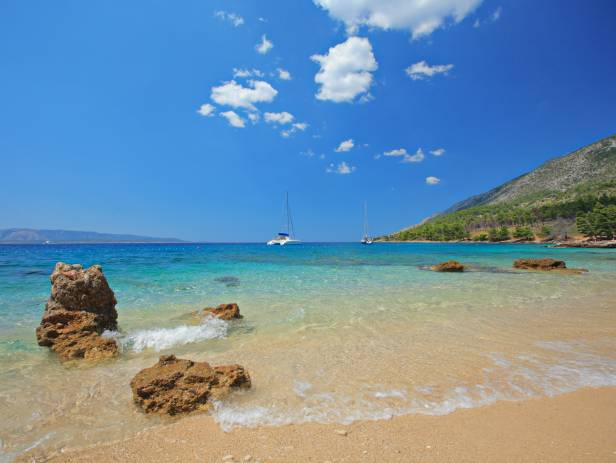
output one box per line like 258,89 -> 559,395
38,386 -> 616,463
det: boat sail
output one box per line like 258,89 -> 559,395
361,201 -> 373,245
267,192 -> 301,246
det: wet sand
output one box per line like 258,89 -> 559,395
45,386 -> 616,463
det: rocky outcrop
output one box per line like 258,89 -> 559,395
552,240 -> 616,249
202,303 -> 242,321
36,262 -> 119,361
431,260 -> 466,272
130,355 -> 251,415
513,258 -> 566,270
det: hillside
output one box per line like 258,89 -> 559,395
383,134 -> 616,242
0,228 -> 186,244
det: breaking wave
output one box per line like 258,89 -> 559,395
105,316 -> 228,353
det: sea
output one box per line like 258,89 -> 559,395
1,242 -> 615,461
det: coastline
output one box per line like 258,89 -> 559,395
376,239 -> 616,248
42,387 -> 616,463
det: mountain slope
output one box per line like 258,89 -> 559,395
0,228 -> 186,244
384,134 -> 616,241
444,134 -> 616,213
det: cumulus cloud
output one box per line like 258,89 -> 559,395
314,0 -> 483,39
335,139 -> 355,152
326,161 -> 356,174
281,122 -> 309,138
491,6 -> 502,21
405,61 -> 454,80
383,148 -> 407,157
430,148 -> 446,156
233,68 -> 264,79
214,10 -> 244,27
277,68 -> 292,80
220,111 -> 245,128
264,111 -> 294,125
196,103 -> 215,117
426,176 -> 441,185
256,34 -> 273,54
402,148 -> 425,163
311,36 -> 377,103
211,80 -> 277,111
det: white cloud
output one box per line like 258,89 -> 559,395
277,68 -> 292,80
491,6 -> 502,21
335,138 -> 355,152
196,103 -> 215,117
473,18 -> 481,28
359,92 -> 374,104
383,148 -> 407,157
426,176 -> 441,185
247,112 -> 260,124
326,161 -> 356,174
211,80 -> 277,111
256,34 -> 273,54
264,111 -> 294,125
281,122 -> 309,138
406,61 -> 454,80
402,148 -> 425,163
233,68 -> 264,79
301,149 -> 316,158
314,0 -> 483,39
311,36 -> 377,103
430,148 -> 446,156
220,111 -> 245,128
214,11 -> 244,27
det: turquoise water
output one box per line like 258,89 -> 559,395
1,243 -> 616,461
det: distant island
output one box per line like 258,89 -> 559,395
0,228 -> 186,244
380,134 -> 616,244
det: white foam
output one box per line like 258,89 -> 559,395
211,340 -> 616,431
109,316 -> 228,353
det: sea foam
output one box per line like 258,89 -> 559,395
106,316 -> 228,353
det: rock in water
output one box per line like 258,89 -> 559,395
513,258 -> 567,270
36,262 -> 119,361
431,260 -> 466,272
202,303 -> 242,321
130,355 -> 251,415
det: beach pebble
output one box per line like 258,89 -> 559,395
334,429 -> 348,436
222,455 -> 235,462
243,456 -> 253,462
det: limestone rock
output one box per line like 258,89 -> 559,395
202,303 -> 242,321
36,262 -> 119,361
130,355 -> 251,415
431,260 -> 466,272
513,258 -> 566,270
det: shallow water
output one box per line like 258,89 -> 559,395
0,243 -> 615,461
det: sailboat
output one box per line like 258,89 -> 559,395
361,201 -> 373,245
267,192 -> 301,246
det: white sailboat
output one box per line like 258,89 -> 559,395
267,192 -> 301,246
361,201 -> 373,245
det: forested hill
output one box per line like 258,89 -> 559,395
383,134 -> 616,242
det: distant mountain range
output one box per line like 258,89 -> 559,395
384,134 -> 616,241
0,228 -> 186,244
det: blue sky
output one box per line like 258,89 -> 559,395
1,0 -> 615,242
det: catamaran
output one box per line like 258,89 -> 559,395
361,201 -> 373,245
267,192 -> 301,246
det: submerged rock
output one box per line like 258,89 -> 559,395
513,258 -> 566,270
130,354 -> 251,415
202,303 -> 242,321
36,262 -> 119,361
431,260 -> 466,272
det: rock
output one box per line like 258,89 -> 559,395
431,261 -> 465,272
202,303 -> 242,321
513,258 -> 566,270
130,355 -> 251,415
36,262 -> 118,361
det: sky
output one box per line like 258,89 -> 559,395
1,0 -> 616,242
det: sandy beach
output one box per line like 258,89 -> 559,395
42,386 -> 616,463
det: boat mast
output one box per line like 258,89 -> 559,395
364,201 -> 369,238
